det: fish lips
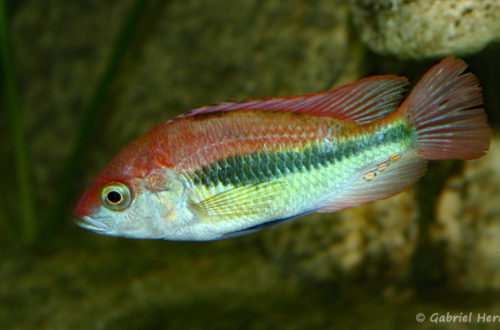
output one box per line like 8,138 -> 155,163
75,215 -> 109,232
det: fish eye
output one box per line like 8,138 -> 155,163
101,182 -> 131,211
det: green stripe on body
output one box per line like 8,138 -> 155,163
191,121 -> 413,187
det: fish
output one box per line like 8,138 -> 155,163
74,57 -> 490,241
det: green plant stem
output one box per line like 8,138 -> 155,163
50,0 -> 147,230
0,197 -> 14,243
0,1 -> 36,244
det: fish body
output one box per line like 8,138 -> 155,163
74,57 -> 490,241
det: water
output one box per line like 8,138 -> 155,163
1,0 -> 499,328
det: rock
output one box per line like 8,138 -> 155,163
350,0 -> 500,59
434,137 -> 500,291
263,189 -> 419,283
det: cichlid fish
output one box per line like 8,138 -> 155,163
74,57 -> 490,241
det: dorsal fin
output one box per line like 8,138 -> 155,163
182,75 -> 409,125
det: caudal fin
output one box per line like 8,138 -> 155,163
400,57 -> 490,160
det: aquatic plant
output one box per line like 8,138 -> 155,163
0,0 -> 147,246
0,1 -> 35,244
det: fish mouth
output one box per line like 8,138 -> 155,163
75,216 -> 109,232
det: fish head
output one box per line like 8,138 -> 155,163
74,147 -> 190,239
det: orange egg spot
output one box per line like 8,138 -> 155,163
377,163 -> 388,171
364,172 -> 376,180
390,154 -> 401,162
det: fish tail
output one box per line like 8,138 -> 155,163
399,56 -> 490,160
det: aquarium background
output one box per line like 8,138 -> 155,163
1,0 -> 500,329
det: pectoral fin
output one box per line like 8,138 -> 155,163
198,181 -> 287,218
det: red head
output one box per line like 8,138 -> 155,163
74,132 -> 189,239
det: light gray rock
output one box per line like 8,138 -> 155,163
350,0 -> 500,59
434,137 -> 500,291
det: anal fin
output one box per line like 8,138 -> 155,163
317,152 -> 427,213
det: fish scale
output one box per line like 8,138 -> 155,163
187,115 -> 412,189
183,115 -> 415,231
